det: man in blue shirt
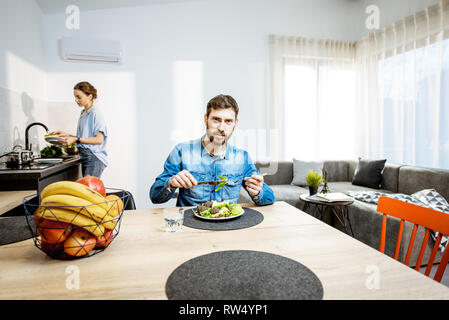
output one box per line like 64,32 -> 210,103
150,94 -> 275,207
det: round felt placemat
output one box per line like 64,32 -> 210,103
183,207 -> 264,231
165,250 -> 323,300
0,216 -> 34,246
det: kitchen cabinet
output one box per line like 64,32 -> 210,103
0,156 -> 82,195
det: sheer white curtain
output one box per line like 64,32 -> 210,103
270,0 -> 449,168
355,0 -> 449,168
269,35 -> 357,161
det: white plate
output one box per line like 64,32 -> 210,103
193,209 -> 245,221
35,158 -> 63,164
44,135 -> 63,146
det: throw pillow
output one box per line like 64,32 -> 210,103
291,159 -> 323,187
411,189 -> 449,214
352,158 -> 386,189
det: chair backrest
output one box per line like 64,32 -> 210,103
106,190 -> 136,210
376,196 -> 449,282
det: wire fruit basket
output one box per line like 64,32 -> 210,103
23,187 -> 130,260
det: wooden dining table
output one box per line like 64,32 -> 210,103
0,201 -> 448,300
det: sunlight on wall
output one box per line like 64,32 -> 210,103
2,52 -> 48,153
6,51 -> 47,100
170,61 -> 204,145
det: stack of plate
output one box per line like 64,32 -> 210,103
35,158 -> 63,164
44,134 -> 63,146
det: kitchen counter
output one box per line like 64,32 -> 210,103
0,190 -> 36,216
0,156 -> 82,193
0,156 -> 81,178
0,201 -> 448,300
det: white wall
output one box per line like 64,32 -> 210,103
0,0 -> 48,155
41,0 -> 362,209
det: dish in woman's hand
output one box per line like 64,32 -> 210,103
44,135 -> 63,146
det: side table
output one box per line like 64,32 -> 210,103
300,193 -> 354,236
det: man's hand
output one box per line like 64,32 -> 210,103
244,172 -> 264,197
169,170 -> 198,189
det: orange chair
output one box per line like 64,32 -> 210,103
376,196 -> 449,283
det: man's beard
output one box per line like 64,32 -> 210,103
206,125 -> 234,146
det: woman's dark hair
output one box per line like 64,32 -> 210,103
206,94 -> 239,119
74,81 -> 98,100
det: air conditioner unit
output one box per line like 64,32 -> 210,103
60,37 -> 123,64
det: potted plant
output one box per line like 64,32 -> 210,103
305,170 -> 323,196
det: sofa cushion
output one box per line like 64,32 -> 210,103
291,159 -> 323,186
326,182 -> 392,195
323,160 -> 350,182
256,161 -> 293,185
348,161 -> 400,192
238,184 -> 307,208
271,184 -> 308,201
352,158 -> 387,189
398,166 -> 449,202
380,163 -> 401,193
411,189 -> 449,213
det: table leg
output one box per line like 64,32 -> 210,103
331,206 -> 354,237
303,202 -> 309,212
314,204 -> 329,222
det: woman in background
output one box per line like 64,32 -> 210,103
51,81 -> 108,178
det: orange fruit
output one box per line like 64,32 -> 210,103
33,209 -> 42,226
40,239 -> 64,255
39,219 -> 72,244
64,228 -> 96,257
95,229 -> 113,248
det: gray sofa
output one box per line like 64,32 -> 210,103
238,160 -> 448,267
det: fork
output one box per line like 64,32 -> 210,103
197,173 -> 268,186
195,180 -> 241,186
226,173 -> 268,186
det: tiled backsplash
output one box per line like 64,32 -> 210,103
0,86 -> 78,156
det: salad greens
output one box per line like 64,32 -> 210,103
214,176 -> 227,192
40,145 -> 63,158
196,200 -> 243,218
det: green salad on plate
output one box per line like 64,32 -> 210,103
196,200 -> 243,218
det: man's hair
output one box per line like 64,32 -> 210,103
206,94 -> 239,118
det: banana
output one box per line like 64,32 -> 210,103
41,194 -> 117,229
106,200 -> 121,218
40,181 -> 108,210
36,206 -> 105,237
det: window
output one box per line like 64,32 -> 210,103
284,62 -> 356,161
379,39 -> 449,169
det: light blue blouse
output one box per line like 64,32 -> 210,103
76,106 -> 108,166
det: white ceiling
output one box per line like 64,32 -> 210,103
36,0 -> 203,13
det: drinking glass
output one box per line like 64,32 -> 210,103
163,208 -> 184,232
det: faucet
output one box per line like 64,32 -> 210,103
25,122 -> 49,151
